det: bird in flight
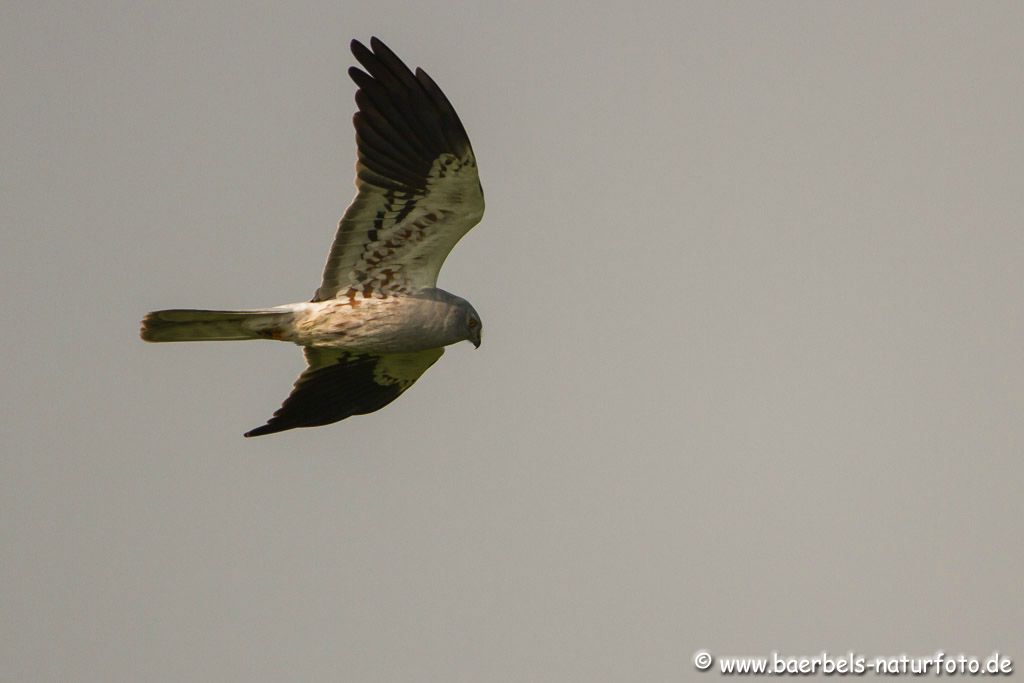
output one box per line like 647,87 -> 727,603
141,38 -> 485,437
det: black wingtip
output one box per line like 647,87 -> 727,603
243,422 -> 288,438
245,411 -> 320,437
347,65 -> 367,84
351,37 -> 387,57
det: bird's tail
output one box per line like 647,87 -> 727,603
140,308 -> 293,343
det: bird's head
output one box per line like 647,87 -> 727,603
431,290 -> 483,348
464,305 -> 483,349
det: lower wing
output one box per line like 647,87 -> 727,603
244,346 -> 444,437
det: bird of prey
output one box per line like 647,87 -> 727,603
141,38 -> 485,437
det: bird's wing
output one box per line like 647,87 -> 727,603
243,346 -> 444,437
313,37 -> 484,302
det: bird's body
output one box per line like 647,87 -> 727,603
144,289 -> 476,354
141,38 -> 486,437
291,290 -> 479,353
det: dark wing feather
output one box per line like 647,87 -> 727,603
243,346 -> 444,437
313,37 -> 484,302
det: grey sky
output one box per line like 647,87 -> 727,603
3,1 -> 1022,681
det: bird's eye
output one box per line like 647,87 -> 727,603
468,318 -> 479,329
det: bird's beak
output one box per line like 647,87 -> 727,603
471,330 -> 482,349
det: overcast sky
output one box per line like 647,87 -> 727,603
3,2 -> 1022,681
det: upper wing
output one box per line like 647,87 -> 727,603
313,37 -> 484,302
243,346 -> 444,437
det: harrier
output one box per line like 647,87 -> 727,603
141,38 -> 485,437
